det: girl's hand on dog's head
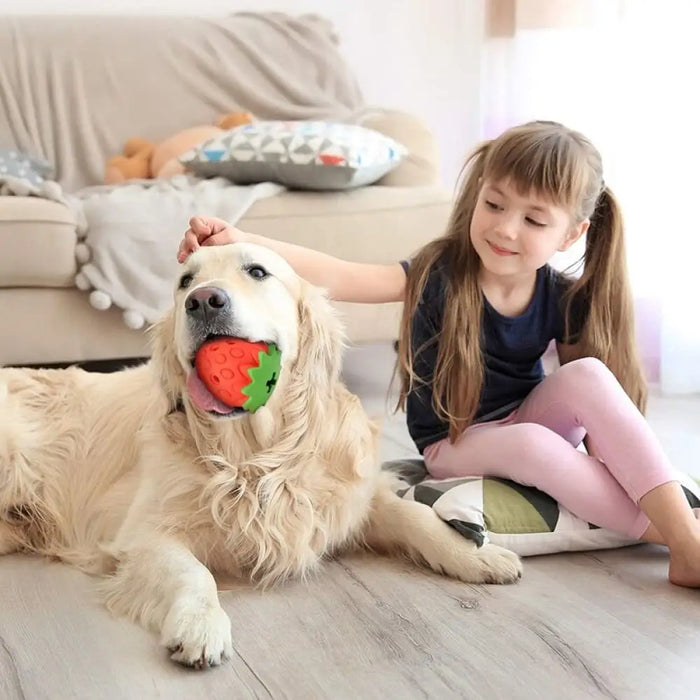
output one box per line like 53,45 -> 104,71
177,217 -> 248,263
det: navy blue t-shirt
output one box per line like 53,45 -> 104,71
401,260 -> 582,454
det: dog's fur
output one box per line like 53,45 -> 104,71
0,244 -> 521,669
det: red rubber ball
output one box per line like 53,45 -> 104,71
194,338 -> 269,408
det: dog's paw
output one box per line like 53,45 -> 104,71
474,543 -> 523,584
161,600 -> 233,669
423,539 -> 522,585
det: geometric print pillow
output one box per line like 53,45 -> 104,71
383,459 -> 700,557
179,120 -> 407,191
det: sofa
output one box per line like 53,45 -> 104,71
0,12 -> 452,368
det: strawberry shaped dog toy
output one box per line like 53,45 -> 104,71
193,338 -> 281,413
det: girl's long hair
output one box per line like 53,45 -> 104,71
397,121 -> 647,442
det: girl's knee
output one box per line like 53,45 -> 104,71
557,357 -> 617,390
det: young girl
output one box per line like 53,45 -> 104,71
178,120 -> 700,588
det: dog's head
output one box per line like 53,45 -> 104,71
151,243 -> 344,423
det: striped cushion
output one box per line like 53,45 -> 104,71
384,459 -> 700,556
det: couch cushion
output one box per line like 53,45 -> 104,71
181,121 -> 407,190
1,288 -> 149,366
239,185 -> 451,263
0,197 -> 77,287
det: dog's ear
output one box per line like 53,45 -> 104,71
294,281 -> 345,387
148,307 -> 186,411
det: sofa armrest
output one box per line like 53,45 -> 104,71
354,108 -> 441,187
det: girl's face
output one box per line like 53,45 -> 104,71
470,178 -> 588,279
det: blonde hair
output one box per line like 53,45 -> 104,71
397,120 -> 647,442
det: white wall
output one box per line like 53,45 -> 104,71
0,0 -> 485,187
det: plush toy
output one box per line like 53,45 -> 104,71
194,338 -> 281,413
104,111 -> 254,184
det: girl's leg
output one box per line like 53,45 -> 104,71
424,419 -> 650,539
499,357 -> 700,586
512,358 -> 674,505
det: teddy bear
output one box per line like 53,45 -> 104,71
103,111 -> 254,184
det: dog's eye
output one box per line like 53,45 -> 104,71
246,265 -> 269,280
179,274 -> 194,289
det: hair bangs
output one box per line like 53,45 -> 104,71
483,126 -> 588,214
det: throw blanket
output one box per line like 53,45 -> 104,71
72,175 -> 283,329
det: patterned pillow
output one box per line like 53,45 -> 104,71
179,120 -> 407,190
0,148 -> 53,185
384,459 -> 700,556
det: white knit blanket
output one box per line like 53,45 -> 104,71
71,175 -> 283,329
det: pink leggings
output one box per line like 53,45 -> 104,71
423,358 -> 677,539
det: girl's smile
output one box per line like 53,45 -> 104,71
487,241 -> 518,256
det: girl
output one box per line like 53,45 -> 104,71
178,120 -> 700,588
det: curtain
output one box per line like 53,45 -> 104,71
481,0 -> 700,394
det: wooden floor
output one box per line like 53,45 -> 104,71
2,547 -> 699,699
1,343 -> 699,699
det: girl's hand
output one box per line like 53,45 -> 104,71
177,216 -> 248,263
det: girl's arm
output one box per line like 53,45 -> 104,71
178,216 -> 406,304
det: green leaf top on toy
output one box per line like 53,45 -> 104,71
241,343 -> 282,412
193,337 -> 281,413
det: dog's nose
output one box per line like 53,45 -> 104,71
185,286 -> 230,319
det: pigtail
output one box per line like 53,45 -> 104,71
396,142 -> 490,441
563,186 -> 648,412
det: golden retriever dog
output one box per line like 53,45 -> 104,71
0,244 -> 521,669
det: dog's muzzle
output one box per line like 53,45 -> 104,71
185,285 -> 239,344
185,286 -> 230,323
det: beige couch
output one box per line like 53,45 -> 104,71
0,13 -> 451,367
